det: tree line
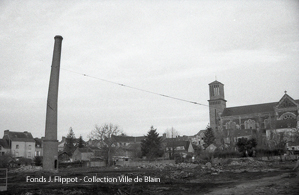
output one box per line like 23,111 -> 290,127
62,124 -> 166,165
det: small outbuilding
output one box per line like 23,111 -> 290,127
72,148 -> 94,162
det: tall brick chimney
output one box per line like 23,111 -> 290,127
43,35 -> 63,171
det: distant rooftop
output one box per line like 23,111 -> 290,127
3,130 -> 35,142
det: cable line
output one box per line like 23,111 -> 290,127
61,68 -> 210,107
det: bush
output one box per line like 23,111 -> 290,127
236,138 -> 257,157
59,161 -> 83,168
174,153 -> 183,164
255,148 -> 285,157
0,154 -> 12,168
199,150 -> 214,162
214,150 -> 241,158
34,156 -> 43,166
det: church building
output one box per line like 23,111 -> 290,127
208,80 -> 299,146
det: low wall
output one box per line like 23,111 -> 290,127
257,155 -> 297,161
116,160 -> 175,167
89,161 -> 106,167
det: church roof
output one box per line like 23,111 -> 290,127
222,99 -> 299,117
222,102 -> 277,116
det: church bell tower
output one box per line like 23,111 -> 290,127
208,80 -> 226,131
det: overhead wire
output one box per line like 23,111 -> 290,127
61,68 -> 210,107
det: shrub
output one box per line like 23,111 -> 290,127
214,150 -> 241,158
0,154 -> 12,168
174,153 -> 183,164
236,138 -> 257,157
59,161 -> 83,168
34,156 -> 43,166
199,150 -> 214,162
255,148 -> 285,157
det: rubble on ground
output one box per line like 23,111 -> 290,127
136,162 -> 200,170
9,165 -> 42,173
121,157 -> 290,176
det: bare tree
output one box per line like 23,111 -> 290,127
164,127 -> 179,159
88,123 -> 123,166
268,130 -> 286,149
164,127 -> 179,138
88,123 -> 122,144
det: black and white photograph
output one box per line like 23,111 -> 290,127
0,0 -> 299,194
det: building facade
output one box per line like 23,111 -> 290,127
165,140 -> 194,159
208,80 -> 299,146
34,138 -> 43,156
2,130 -> 36,159
72,148 -> 94,162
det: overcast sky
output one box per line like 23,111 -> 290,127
1,0 -> 298,140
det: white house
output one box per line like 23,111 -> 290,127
3,130 -> 35,159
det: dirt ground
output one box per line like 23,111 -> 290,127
1,160 -> 299,195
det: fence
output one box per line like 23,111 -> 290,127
0,169 -> 7,191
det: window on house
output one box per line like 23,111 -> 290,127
35,151 -> 40,156
0,146 -> 2,150
16,145 -> 19,149
28,152 -> 31,158
176,146 -> 184,150
28,145 -> 31,150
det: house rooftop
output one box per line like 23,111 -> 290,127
111,135 -> 146,143
196,130 -> 206,135
165,140 -> 191,151
0,139 -> 10,148
34,138 -> 42,147
77,148 -> 93,153
3,130 -> 35,142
